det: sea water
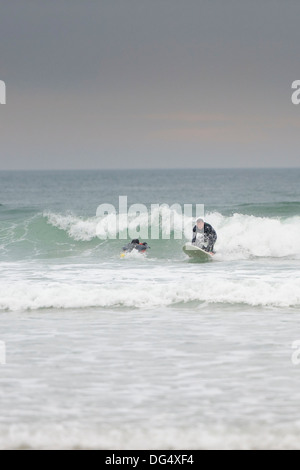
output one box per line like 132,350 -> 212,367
0,168 -> 300,449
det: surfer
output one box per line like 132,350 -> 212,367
122,239 -> 151,254
192,218 -> 217,254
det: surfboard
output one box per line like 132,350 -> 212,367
183,243 -> 214,261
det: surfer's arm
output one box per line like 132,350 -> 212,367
192,225 -> 197,243
206,231 -> 217,252
203,224 -> 217,252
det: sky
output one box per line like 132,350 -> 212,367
0,0 -> 299,170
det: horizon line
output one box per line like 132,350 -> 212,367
0,166 -> 299,172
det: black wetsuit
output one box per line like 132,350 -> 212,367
122,240 -> 150,253
192,223 -> 217,253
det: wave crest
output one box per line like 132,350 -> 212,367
1,276 -> 300,311
44,210 -> 300,259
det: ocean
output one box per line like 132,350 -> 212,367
0,168 -> 300,449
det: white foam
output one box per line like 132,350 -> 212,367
44,212 -> 98,241
209,212 -> 300,260
0,275 -> 299,311
1,423 -> 300,450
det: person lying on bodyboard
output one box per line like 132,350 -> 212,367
122,239 -> 151,254
192,218 -> 217,255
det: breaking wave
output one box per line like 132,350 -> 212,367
1,207 -> 299,260
44,209 -> 300,260
0,275 -> 299,311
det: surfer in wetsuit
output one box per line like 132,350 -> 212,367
122,239 -> 150,253
192,218 -> 217,254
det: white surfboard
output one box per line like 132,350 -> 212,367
183,243 -> 214,261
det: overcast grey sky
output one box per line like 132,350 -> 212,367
0,0 -> 299,169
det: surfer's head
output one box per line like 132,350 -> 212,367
196,218 -> 204,230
